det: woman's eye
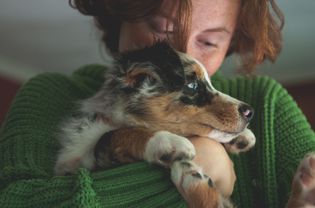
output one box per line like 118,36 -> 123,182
197,39 -> 218,49
203,41 -> 214,46
202,41 -> 217,48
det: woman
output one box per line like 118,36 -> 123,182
0,0 -> 314,207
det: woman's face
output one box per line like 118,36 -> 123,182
118,0 -> 240,76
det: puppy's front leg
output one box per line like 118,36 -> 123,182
224,128 -> 256,154
287,153 -> 315,208
171,160 -> 234,208
95,127 -> 196,169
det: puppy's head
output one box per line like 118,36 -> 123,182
94,42 -> 254,143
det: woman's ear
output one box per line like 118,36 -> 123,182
124,63 -> 161,88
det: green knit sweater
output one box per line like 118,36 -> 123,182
0,64 -> 314,208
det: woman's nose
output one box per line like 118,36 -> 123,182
186,42 -> 211,74
186,40 -> 203,65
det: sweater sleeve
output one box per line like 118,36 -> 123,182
273,80 -> 315,208
0,65 -> 185,208
211,75 -> 315,208
252,77 -> 315,208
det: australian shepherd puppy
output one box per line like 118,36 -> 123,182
54,42 -> 257,207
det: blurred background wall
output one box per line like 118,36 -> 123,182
0,0 -> 314,128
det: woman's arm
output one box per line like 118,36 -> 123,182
190,137 -> 236,197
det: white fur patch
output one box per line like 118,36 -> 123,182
223,128 -> 256,154
143,131 -> 196,167
55,117 -> 115,175
190,57 -> 214,90
192,57 -> 243,106
208,129 -> 239,143
239,128 -> 256,148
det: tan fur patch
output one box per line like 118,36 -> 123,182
108,128 -> 154,163
142,93 -> 241,137
142,93 -> 213,136
191,63 -> 205,80
124,66 -> 158,86
202,97 -> 240,132
185,182 -> 220,208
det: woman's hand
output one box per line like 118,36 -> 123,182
189,136 -> 236,197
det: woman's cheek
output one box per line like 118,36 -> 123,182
202,48 -> 230,76
206,57 -> 225,76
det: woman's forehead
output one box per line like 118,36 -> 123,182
193,0 -> 240,31
160,0 -> 240,31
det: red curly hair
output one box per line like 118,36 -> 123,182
69,0 -> 284,73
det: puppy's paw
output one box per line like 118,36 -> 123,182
288,153 -> 315,207
224,128 -> 256,154
143,131 -> 196,167
171,160 -> 233,208
171,160 -> 212,191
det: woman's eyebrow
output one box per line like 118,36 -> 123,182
156,15 -> 231,35
204,27 -> 231,34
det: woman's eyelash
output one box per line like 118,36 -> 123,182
203,41 -> 217,47
204,41 -> 213,46
198,40 -> 218,48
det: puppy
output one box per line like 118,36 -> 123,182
54,42 -> 256,207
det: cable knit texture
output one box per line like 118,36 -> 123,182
0,64 -> 314,208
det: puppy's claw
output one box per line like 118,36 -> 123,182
208,178 -> 214,188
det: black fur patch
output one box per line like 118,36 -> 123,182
125,102 -> 150,118
94,131 -> 116,168
192,172 -> 203,179
117,42 -> 185,91
208,178 -> 214,187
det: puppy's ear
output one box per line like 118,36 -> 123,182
124,64 -> 160,88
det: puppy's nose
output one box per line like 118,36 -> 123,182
238,104 -> 254,122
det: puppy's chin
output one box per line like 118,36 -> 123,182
206,128 -> 244,143
207,130 -> 239,143
198,115 -> 249,135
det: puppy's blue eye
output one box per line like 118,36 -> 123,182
188,82 -> 198,89
183,82 -> 198,95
